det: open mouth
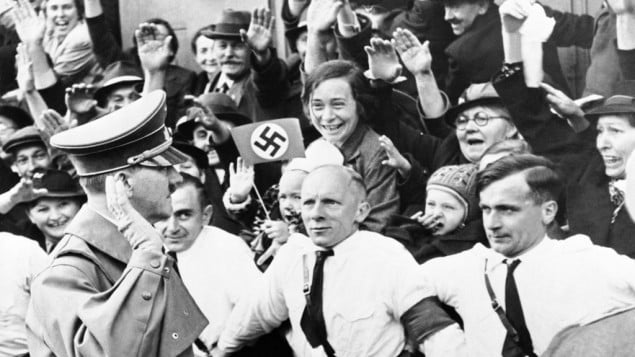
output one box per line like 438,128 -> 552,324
321,123 -> 343,134
466,138 -> 484,146
602,155 -> 622,168
46,219 -> 68,229
54,19 -> 69,28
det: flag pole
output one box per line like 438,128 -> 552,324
252,182 -> 271,220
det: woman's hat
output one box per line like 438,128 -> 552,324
30,168 -> 85,200
445,82 -> 505,127
586,81 -> 635,118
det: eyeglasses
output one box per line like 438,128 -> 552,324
454,111 -> 510,130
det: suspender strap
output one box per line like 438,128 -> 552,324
483,260 -> 537,357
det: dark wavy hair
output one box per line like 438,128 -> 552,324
301,60 -> 376,124
476,154 -> 563,204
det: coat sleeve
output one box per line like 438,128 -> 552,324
360,148 -> 400,233
251,50 -> 291,108
544,5 -> 595,49
85,14 -> 126,67
26,249 -> 207,357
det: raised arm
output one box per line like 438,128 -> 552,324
304,0 -> 342,75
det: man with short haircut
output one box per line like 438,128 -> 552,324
157,173 -> 262,355
420,154 -> 635,356
216,165 -> 465,357
26,91 -> 207,356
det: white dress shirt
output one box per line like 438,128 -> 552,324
176,226 -> 261,353
420,234 -> 635,356
0,233 -> 49,357
218,230 -> 447,356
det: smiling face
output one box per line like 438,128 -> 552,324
309,78 -> 360,148
28,197 -> 81,244
425,188 -> 467,235
158,184 -> 212,253
301,167 -> 369,248
444,1 -> 488,35
214,38 -> 251,79
596,115 -> 635,179
13,144 -> 52,178
194,35 -> 218,75
455,106 -> 516,163
45,0 -> 80,38
479,172 -> 548,257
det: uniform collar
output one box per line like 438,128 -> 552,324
65,205 -> 133,264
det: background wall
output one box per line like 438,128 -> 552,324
120,0 -> 602,97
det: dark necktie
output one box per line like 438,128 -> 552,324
215,82 -> 230,94
300,249 -> 335,356
502,259 -> 534,356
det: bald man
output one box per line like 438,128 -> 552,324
215,165 -> 466,357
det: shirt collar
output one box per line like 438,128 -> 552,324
216,72 -> 236,90
306,230 -> 362,257
65,205 -> 133,264
480,235 -> 554,272
338,123 -> 367,161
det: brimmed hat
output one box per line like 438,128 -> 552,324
285,10 -> 307,52
427,164 -> 479,222
29,168 -> 85,200
173,141 -> 210,171
93,61 -> 143,105
586,81 -> 635,118
51,90 -> 189,177
0,105 -> 33,129
176,92 -> 252,140
2,125 -> 45,154
445,82 -> 505,127
209,10 -> 251,40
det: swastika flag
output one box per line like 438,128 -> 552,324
230,118 -> 305,165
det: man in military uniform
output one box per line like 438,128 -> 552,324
26,90 -> 208,356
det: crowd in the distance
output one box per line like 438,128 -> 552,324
1,0 -> 635,356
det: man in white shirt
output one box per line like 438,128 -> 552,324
216,164 -> 466,357
157,173 -> 263,355
421,154 -> 635,356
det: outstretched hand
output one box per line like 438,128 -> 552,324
135,22 -> 172,72
15,42 -> 34,93
9,177 -> 48,204
228,157 -> 254,203
379,135 -> 411,179
364,37 -> 402,82
241,8 -> 274,55
11,0 -> 45,45
105,174 -> 164,252
393,28 -> 432,76
307,0 -> 343,33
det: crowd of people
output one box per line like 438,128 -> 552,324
0,0 -> 634,356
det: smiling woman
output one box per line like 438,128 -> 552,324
301,60 -> 399,232
24,169 -> 85,252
